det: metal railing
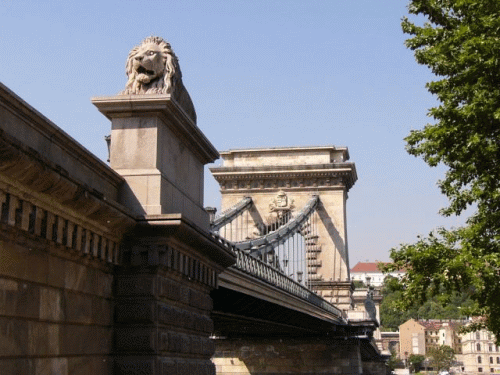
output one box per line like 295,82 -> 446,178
210,196 -> 344,320
233,245 -> 342,318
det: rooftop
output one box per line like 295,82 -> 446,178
350,262 -> 405,273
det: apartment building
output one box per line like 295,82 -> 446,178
460,329 -> 500,375
399,319 -> 500,375
399,319 -> 463,359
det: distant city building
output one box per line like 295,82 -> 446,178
460,327 -> 500,375
350,262 -> 404,287
380,331 -> 400,356
398,318 -> 500,375
399,319 -> 463,358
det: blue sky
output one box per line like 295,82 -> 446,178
0,1 -> 464,266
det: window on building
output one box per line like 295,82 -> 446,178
478,356 -> 482,364
490,345 -> 493,352
477,332 -> 481,340
491,368 -> 494,373
497,357 -> 500,364
490,357 -> 493,364
478,368 -> 483,372
478,343 -> 482,352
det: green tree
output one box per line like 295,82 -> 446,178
380,276 -> 417,330
427,345 -> 455,372
408,354 -> 426,373
379,276 -> 472,330
384,0 -> 500,340
388,349 -> 404,371
353,280 -> 366,289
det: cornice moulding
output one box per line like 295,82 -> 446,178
92,94 -> 219,165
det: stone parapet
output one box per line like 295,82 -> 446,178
0,82 -> 124,202
213,146 -> 357,193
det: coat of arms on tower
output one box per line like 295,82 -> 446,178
269,190 -> 294,219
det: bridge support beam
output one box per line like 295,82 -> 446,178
213,337 -> 364,374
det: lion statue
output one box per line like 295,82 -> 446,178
120,36 -> 196,123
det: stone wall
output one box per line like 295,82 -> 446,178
0,82 -> 135,375
0,217 -> 114,374
213,338 -> 363,375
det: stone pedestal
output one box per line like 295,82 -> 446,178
315,280 -> 355,311
92,95 -> 218,230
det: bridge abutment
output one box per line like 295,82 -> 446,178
213,337 -> 363,374
113,218 -> 234,374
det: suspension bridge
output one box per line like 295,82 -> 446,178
206,147 -> 379,351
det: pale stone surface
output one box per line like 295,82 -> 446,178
39,287 -> 62,321
0,83 -> 123,204
119,36 -> 196,124
92,94 -> 219,230
35,358 -> 68,375
220,146 -> 349,167
213,338 -> 365,375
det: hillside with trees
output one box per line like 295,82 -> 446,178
380,276 -> 474,331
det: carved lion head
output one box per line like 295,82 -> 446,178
121,36 -> 180,95
119,36 -> 197,123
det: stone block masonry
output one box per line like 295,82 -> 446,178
0,191 -> 117,374
112,215 -> 235,374
213,338 -> 363,375
0,81 -> 135,374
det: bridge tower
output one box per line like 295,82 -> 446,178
210,146 -> 357,310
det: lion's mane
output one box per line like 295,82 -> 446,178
120,36 -> 196,123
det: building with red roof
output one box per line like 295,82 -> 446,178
350,261 -> 404,287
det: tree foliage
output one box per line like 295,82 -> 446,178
385,0 -> 500,340
427,345 -> 455,371
379,276 -> 473,331
388,349 -> 404,370
409,354 -> 426,373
